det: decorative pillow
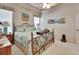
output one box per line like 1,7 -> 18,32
24,27 -> 32,32
15,26 -> 24,32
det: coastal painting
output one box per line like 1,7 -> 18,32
48,17 -> 65,24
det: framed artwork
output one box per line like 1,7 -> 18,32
48,17 -> 65,24
21,13 -> 29,22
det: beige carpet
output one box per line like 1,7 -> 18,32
42,40 -> 79,55
12,45 -> 24,55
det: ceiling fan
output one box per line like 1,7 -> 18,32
42,3 -> 58,9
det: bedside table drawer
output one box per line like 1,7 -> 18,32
0,45 -> 11,55
0,49 -> 2,55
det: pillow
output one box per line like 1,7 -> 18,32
16,27 -> 24,32
25,27 -> 32,32
32,26 -> 36,30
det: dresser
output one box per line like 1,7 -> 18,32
0,36 -> 11,55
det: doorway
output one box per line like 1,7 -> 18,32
75,14 -> 79,44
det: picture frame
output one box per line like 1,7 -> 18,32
48,17 -> 65,24
21,13 -> 29,22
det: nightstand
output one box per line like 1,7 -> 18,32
6,34 -> 14,44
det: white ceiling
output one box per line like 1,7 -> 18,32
29,3 -> 43,10
29,3 -> 59,10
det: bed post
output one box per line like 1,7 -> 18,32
31,32 -> 34,55
52,29 -> 54,43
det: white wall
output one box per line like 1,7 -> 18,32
40,4 -> 78,43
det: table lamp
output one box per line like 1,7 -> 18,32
3,21 -> 10,35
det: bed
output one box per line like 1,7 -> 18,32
14,23 -> 54,55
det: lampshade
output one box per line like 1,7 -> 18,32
3,21 -> 10,26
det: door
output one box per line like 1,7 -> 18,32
75,15 -> 79,44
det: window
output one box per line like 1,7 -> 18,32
34,16 -> 40,29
